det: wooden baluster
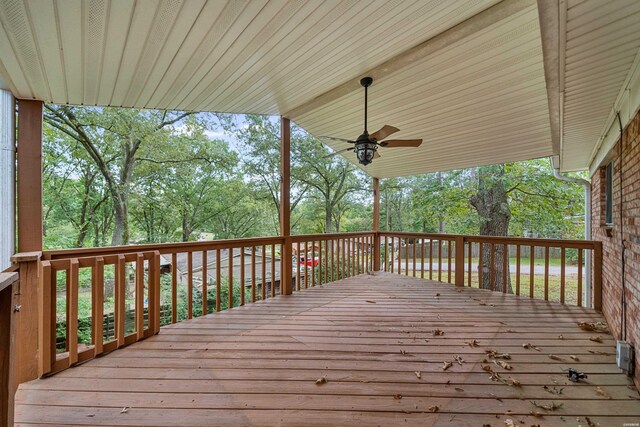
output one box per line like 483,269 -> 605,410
478,243 -> 483,289
489,244 -> 495,291
342,239 -> 346,279
390,237 -> 394,273
187,252 -> 193,319
229,247 -> 234,308
135,254 -> 144,339
405,239 -> 409,276
296,242 -> 301,291
515,245 -> 521,296
420,239 -> 425,279
529,246 -> 535,298
271,243 -> 276,296
412,238 -> 416,277
251,246 -> 256,302
577,249 -> 583,307
544,246 -> 549,301
310,242 -> 315,287
91,258 -> 104,357
502,244 -> 508,293
240,246 -> 245,305
115,255 -> 126,348
438,240 -> 442,282
262,245 -> 267,299
429,240 -> 433,280
397,238 -> 402,275
319,240 -> 324,285
216,249 -> 221,311
560,247 -> 566,304
304,242 -> 309,288
448,240 -> 452,284
467,242 -> 473,287
171,253 -> 177,324
330,239 -> 334,282
383,236 -> 387,272
151,251 -> 161,334
68,259 -> 79,365
352,238 -> 356,276
202,250 -> 208,315
40,261 -> 54,375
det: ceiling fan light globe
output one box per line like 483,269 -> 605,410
356,142 -> 377,166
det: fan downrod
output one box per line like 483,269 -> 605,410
360,77 -> 373,88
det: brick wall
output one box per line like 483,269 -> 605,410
591,108 -> 640,387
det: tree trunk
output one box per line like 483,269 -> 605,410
470,165 -> 512,293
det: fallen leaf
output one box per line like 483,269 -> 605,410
589,336 -> 603,343
454,387 -> 464,392
507,376 -> 521,387
505,329 -> 516,333
548,354 -> 563,361
529,411 -> 544,418
504,419 -> 515,427
543,385 -> 564,395
433,329 -> 444,336
400,349 -> 407,355
482,364 -> 493,373
428,405 -> 439,413
523,343 -> 541,351
588,349 -> 612,355
578,321 -> 609,333
435,293 -> 440,297
479,302 -> 487,306
414,371 -> 421,379
486,349 -> 511,359
365,300 -> 376,304
585,416 -> 596,427
442,361 -> 453,371
120,407 -> 130,414
86,414 -> 95,418
570,355 -> 580,361
530,401 -> 563,411
453,355 -> 465,365
494,360 -> 512,370
315,376 -> 327,385
595,386 -> 612,399
558,334 -> 563,340
393,394 -> 402,400
466,339 -> 480,347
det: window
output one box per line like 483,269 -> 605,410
605,160 -> 613,225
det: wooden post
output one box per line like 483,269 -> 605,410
0,271 -> 19,426
373,178 -> 381,271
454,235 -> 465,286
280,117 -> 293,295
17,100 -> 43,253
593,242 -> 603,311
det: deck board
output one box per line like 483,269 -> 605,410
14,273 -> 640,426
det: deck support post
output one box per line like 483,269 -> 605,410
373,178 -> 380,271
454,235 -> 465,286
280,117 -> 293,295
592,241 -> 602,311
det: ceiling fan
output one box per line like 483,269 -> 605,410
320,76 -> 423,166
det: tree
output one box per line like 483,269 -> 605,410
44,106 -> 193,245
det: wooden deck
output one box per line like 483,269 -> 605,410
14,272 -> 640,426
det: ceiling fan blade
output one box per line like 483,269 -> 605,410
369,125 -> 399,141
379,139 -> 423,148
318,135 -> 356,143
323,147 -> 354,158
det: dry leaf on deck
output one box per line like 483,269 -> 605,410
365,300 -> 376,304
414,371 -> 421,379
442,361 -> 453,371
466,339 -> 480,347
595,386 -> 612,399
393,394 -> 402,400
548,354 -> 563,361
435,293 -> 440,297
506,329 -> 516,333
543,385 -> 564,395
558,334 -> 563,340
589,336 -> 603,343
315,376 -> 327,385
504,419 -> 515,427
433,329 -> 444,336
453,355 -> 464,365
570,355 -> 580,361
479,302 -> 487,306
507,376 -> 521,387
494,360 -> 512,370
454,387 -> 464,392
585,416 -> 597,427
120,407 -> 130,414
588,349 -> 611,355
530,401 -> 563,411
578,321 -> 609,334
400,349 -> 407,355
482,364 -> 493,373
428,405 -> 439,412
523,343 -> 541,351
530,411 -> 544,418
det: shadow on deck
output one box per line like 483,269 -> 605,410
15,272 -> 640,426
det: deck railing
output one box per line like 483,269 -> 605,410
6,231 -> 600,379
379,232 -> 602,309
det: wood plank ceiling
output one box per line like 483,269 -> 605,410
0,0 -> 638,177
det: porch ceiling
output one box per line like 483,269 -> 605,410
0,1 -> 638,177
